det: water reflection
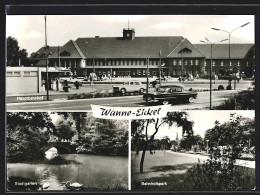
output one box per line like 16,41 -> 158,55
7,154 -> 128,191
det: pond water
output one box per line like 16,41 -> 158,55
7,154 -> 128,191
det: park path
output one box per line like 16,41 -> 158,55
166,151 -> 255,169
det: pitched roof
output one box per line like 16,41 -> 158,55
31,40 -> 84,59
167,38 -> 205,58
75,36 -> 185,59
194,44 -> 254,59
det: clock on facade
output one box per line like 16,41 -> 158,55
126,33 -> 131,37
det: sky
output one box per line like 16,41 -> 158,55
6,15 -> 254,55
149,110 -> 255,140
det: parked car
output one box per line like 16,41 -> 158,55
113,81 -> 146,95
143,84 -> 198,105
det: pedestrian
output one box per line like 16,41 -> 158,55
56,78 -> 59,91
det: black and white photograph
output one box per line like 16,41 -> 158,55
131,111 -> 255,190
6,15 -> 255,111
6,112 -> 128,191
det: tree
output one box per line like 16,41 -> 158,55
7,112 -> 55,162
179,134 -> 203,151
131,112 -> 194,173
7,36 -> 28,66
184,114 -> 255,190
204,114 -> 255,155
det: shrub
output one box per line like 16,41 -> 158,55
218,85 -> 225,90
68,94 -> 74,100
84,93 -> 93,99
214,89 -> 255,110
226,85 -> 232,90
183,157 -> 253,190
94,92 -> 104,98
79,93 -> 85,99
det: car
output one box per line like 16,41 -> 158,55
113,81 -> 147,95
143,84 -> 198,105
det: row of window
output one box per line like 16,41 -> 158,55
6,71 -> 38,77
203,60 -> 249,66
173,60 -> 199,66
86,59 -> 166,66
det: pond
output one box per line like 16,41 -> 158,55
7,154 -> 128,191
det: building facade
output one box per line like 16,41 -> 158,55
28,28 -> 254,78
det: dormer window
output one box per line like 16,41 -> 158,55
179,48 -> 192,54
60,50 -> 71,56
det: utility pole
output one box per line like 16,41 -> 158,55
44,15 -> 49,101
159,50 -> 162,84
146,57 -> 149,106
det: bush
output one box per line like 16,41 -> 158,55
218,85 -> 225,90
214,89 -> 255,110
184,157 -> 254,190
68,94 -> 74,100
79,93 -> 85,99
84,93 -> 93,99
94,92 -> 105,98
226,85 -> 232,90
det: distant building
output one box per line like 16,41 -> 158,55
194,44 -> 255,78
28,28 -> 254,78
6,66 -> 70,94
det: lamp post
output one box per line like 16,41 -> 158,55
146,57 -> 149,106
92,54 -> 95,89
180,38 -> 185,79
44,15 -> 50,101
211,22 -> 250,90
85,42 -> 88,78
200,38 -> 228,110
159,50 -> 162,84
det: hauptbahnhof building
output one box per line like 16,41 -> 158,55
29,28 -> 255,78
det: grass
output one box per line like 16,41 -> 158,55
131,151 -> 255,191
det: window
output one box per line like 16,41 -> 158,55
6,72 -> 12,77
185,60 -> 188,65
13,71 -> 21,77
221,61 -> 224,66
195,60 -> 199,65
246,61 -> 249,66
204,61 -> 207,66
230,61 -> 232,66
213,61 -> 215,66
190,60 -> 193,65
237,61 -> 240,66
173,60 -> 176,65
179,60 -> 182,65
143,69 -> 146,75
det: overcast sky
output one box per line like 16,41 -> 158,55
150,110 -> 255,140
6,15 -> 254,55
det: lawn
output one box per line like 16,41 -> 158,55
131,151 -> 255,191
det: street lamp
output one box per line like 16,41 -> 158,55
146,57 -> 149,106
211,22 -> 250,89
159,50 -> 162,84
180,38 -> 186,79
44,15 -> 51,101
200,38 -> 228,110
85,42 -> 88,78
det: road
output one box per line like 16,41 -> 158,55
7,90 -> 238,111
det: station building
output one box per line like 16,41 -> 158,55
28,28 -> 254,78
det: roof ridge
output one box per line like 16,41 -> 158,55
167,37 -> 185,57
71,40 -> 85,58
185,39 -> 206,58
